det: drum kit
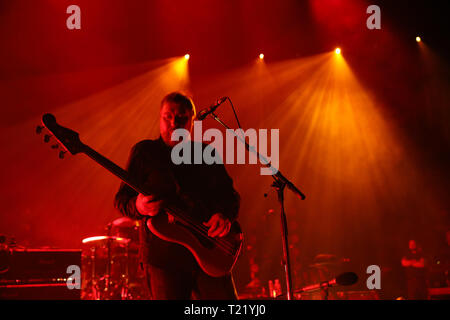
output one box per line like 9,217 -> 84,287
80,217 -> 148,300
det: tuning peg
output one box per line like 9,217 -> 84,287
51,144 -> 59,149
44,134 -> 51,143
59,151 -> 66,159
36,125 -> 44,134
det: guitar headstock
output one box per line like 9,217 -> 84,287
37,113 -> 85,158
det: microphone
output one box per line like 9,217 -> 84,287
295,272 -> 358,293
335,272 -> 358,286
196,97 -> 228,120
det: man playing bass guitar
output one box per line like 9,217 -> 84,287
114,92 -> 241,300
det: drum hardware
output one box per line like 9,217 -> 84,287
81,235 -> 131,300
81,217 -> 146,300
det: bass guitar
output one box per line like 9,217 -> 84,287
37,113 -> 243,277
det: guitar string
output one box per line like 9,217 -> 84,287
188,217 -> 235,253
167,207 -> 234,254
171,206 -> 235,251
164,158 -> 237,253
173,193 -> 238,252
173,215 -> 233,255
164,169 -> 236,253
166,206 -> 235,254
162,193 -> 236,253
79,146 -> 236,254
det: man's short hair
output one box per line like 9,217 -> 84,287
160,92 -> 196,117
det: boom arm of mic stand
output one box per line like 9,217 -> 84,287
208,112 -> 306,200
272,170 -> 306,200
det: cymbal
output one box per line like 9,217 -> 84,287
81,235 -> 131,245
111,217 -> 139,228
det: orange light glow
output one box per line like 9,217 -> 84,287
259,53 -> 264,60
173,56 -> 190,85
416,36 -> 421,43
1,57 -> 190,247
191,51 -> 433,266
184,53 -> 190,60
335,48 -> 341,55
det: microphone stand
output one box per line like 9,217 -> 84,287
292,280 -> 331,300
207,112 -> 306,300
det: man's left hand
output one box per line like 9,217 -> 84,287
203,213 -> 231,238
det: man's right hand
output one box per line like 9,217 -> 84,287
136,194 -> 163,216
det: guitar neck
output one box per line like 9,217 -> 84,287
82,144 -> 148,195
81,144 -> 192,225
40,113 -> 199,227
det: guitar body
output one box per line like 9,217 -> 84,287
147,213 -> 243,277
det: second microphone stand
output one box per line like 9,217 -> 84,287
208,112 -> 306,300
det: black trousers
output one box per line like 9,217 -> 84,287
144,263 -> 238,300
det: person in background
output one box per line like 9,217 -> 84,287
401,239 -> 428,299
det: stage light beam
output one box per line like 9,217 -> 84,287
335,48 -> 341,55
259,53 -> 264,60
184,53 -> 190,60
416,36 -> 421,43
